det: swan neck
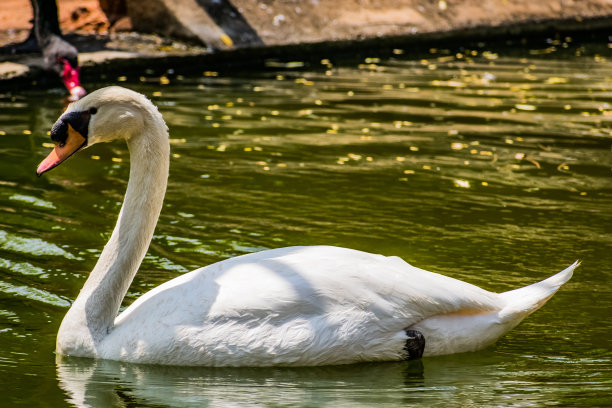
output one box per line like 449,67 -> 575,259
59,112 -> 169,351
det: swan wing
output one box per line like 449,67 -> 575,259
118,245 -> 500,325
104,246 -> 501,365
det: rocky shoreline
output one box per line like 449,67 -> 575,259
1,0 -> 611,91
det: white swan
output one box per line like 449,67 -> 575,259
37,86 -> 578,366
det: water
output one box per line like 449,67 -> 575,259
1,39 -> 611,406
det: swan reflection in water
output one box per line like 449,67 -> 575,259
56,354 -> 427,407
58,352 -> 568,407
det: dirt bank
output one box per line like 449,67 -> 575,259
1,0 -> 611,89
3,0 -> 611,47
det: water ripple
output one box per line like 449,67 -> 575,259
0,230 -> 76,259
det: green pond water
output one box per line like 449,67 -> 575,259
1,39 -> 611,406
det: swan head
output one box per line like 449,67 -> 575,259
37,86 -> 161,176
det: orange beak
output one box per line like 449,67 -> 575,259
37,124 -> 87,176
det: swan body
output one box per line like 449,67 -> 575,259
38,86 -> 577,366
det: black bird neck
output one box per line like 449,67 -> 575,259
31,0 -> 62,47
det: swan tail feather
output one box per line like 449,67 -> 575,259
499,261 -> 579,318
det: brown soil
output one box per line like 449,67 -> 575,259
0,0 -> 111,46
230,0 -> 612,46
2,0 -> 612,50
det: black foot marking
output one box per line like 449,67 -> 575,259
403,329 -> 425,361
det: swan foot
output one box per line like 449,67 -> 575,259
403,329 -> 425,360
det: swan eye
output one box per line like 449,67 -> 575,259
89,107 -> 98,115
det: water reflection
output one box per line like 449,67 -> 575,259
57,355 -> 425,407
57,351 -> 590,407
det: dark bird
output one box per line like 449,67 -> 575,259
29,0 -> 86,100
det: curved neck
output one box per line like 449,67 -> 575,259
58,113 -> 169,352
